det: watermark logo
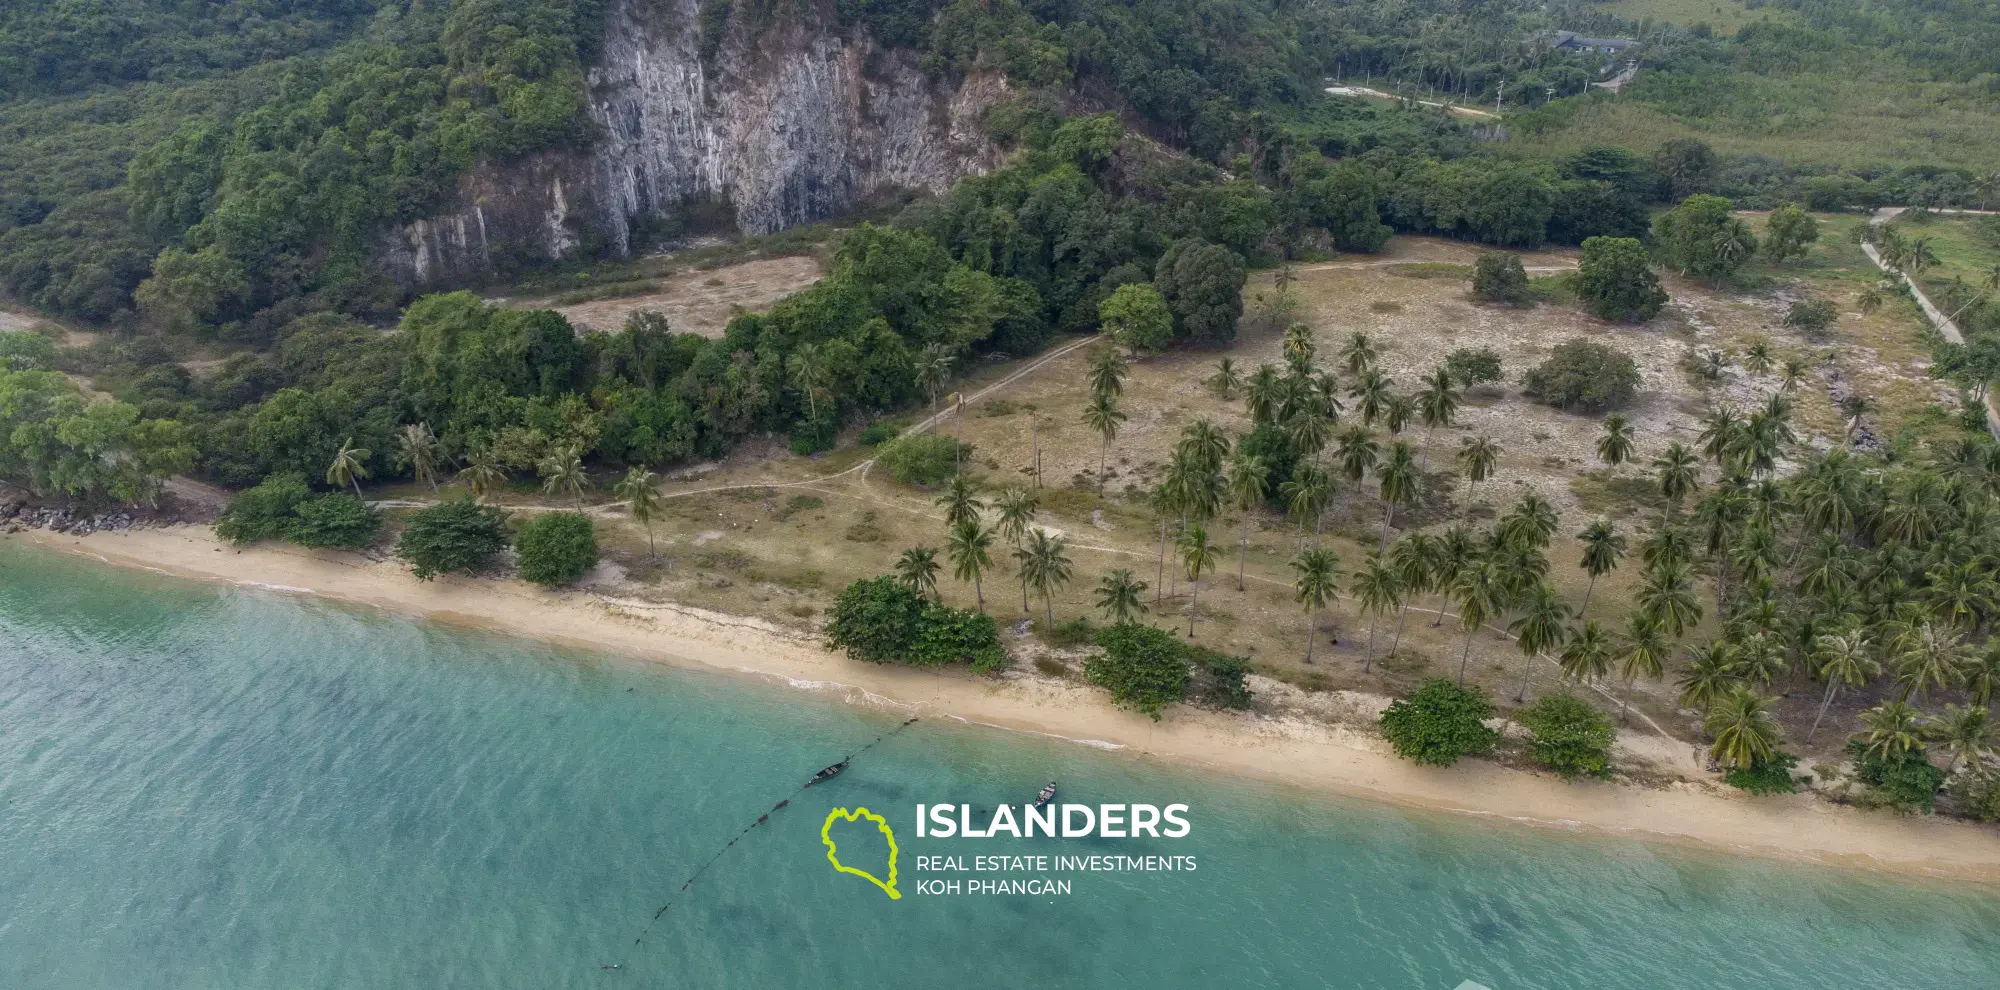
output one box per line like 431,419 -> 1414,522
821,807 -> 901,899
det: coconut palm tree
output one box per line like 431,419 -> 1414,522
937,475 -> 985,530
1291,547 -> 1342,664
1340,331 -> 1378,375
1856,283 -> 1886,317
1087,345 -> 1129,400
614,467 -> 662,559
996,488 -> 1040,609
1509,582 -> 1571,701
1616,614 -> 1669,725
1376,441 -> 1417,552
1386,533 -> 1436,656
1967,644 -> 2000,708
1351,369 -> 1391,426
1706,688 -> 1782,769
1498,491 -> 1559,550
1559,619 -> 1614,688
1279,461 -> 1333,549
1456,435 -> 1500,515
1697,404 -> 1744,470
1351,553 -> 1402,672
1179,418 -> 1233,474
1894,624 -> 1970,702
895,546 -> 942,600
1094,569 -> 1148,626
787,341 -> 831,425
1676,643 -> 1743,724
1206,357 -> 1245,399
1595,412 -> 1635,468
1286,400 -> 1334,464
1930,705 -> 1995,774
946,519 -> 995,612
1451,560 -> 1501,686
916,343 -> 954,431
1017,529 -> 1074,633
1081,392 -> 1127,491
1177,525 -> 1220,637
1150,481 -> 1179,602
396,423 -> 441,492
1226,452 -> 1270,591
1779,357 -> 1808,393
1382,393 -> 1415,437
457,453 -> 507,503
1282,323 -> 1317,368
327,438 -> 371,497
1653,442 -> 1701,520
1415,365 -> 1459,474
1245,364 -> 1285,424
538,447 -> 587,508
1743,339 -> 1774,377
1638,562 -> 1703,637
1857,701 -> 1925,761
1806,630 -> 1878,744
1576,519 -> 1626,616
1332,426 -> 1379,490
1924,559 -> 1997,630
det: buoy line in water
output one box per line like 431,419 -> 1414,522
608,717 -> 922,971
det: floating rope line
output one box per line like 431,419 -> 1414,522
613,717 -> 921,966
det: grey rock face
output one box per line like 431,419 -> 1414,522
379,0 -> 1004,288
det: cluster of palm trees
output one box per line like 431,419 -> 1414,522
890,474 -> 1083,635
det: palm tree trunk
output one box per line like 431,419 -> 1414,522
1099,437 -> 1108,492
1806,682 -> 1839,744
1458,626 -> 1476,685
1021,574 -> 1031,613
1618,681 -> 1632,726
1238,517 -> 1249,592
1188,582 -> 1198,637
1304,605 -> 1319,664
349,475 -> 363,498
1390,603 -> 1411,655
1513,657 -> 1536,703
1155,518 -> 1168,604
1581,573 -> 1597,617
1378,502 -> 1395,553
973,571 -> 984,612
1045,591 -> 1055,636
1364,615 -> 1379,673
646,524 -> 656,561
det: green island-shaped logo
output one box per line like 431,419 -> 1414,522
821,807 -> 900,899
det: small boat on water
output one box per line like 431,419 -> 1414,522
807,760 -> 850,787
1034,781 -> 1058,808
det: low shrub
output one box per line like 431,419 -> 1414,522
875,433 -> 969,486
1445,347 -> 1505,389
1783,298 -> 1838,338
1846,739 -> 1946,815
1188,646 -> 1253,709
515,511 -> 599,586
1724,752 -> 1800,795
1043,617 -> 1097,648
788,415 -> 837,456
288,492 -> 382,549
1950,769 -> 2000,822
825,577 -> 1006,672
1379,678 -> 1499,767
1518,694 -> 1614,779
858,420 -> 901,446
1522,339 -> 1641,412
1085,624 -> 1192,720
395,497 -> 512,580
215,473 -> 310,544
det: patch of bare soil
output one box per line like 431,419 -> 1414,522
528,256 -> 824,336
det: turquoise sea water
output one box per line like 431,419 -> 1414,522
3,543 -> 1999,989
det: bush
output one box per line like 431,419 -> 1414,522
1472,251 -> 1530,305
289,492 -> 382,549
1379,678 -> 1499,766
1724,752 -> 1800,795
1522,339 -> 1642,412
1846,739 -> 1945,815
1518,694 -> 1614,778
515,511 -> 599,586
1574,236 -> 1668,322
215,473 -> 311,544
1188,646 -> 1253,709
875,434 -> 969,486
1098,282 -> 1174,355
858,420 -> 901,446
1085,624 -> 1193,720
1783,298 -> 1838,337
1445,347 -> 1505,389
1763,204 -> 1819,263
1043,617 -> 1098,648
395,497 -> 512,581
1950,770 -> 2000,822
788,415 -> 837,456
825,576 -> 1006,672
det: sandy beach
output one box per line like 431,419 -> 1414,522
16,524 -> 2000,884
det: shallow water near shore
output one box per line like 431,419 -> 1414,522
3,542 -> 1999,989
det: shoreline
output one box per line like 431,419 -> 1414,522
14,525 -> 2000,886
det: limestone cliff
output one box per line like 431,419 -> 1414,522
379,0 -> 1006,288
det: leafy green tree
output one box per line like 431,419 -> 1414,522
1655,195 -> 1757,283
1520,694 -> 1615,778
1574,236 -> 1668,322
1380,678 -> 1500,767
215,473 -> 312,545
1652,138 -> 1716,201
1445,347 -> 1504,389
515,511 -> 599,587
1763,204 -> 1820,263
395,497 -> 512,581
1086,623 -> 1192,720
1153,238 -> 1245,346
1098,283 -> 1173,354
1522,339 -> 1641,411
1472,251 -> 1530,305
827,576 -> 929,663
876,434 -> 967,485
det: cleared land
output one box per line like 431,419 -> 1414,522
376,224 -> 1959,777
511,255 -> 825,337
